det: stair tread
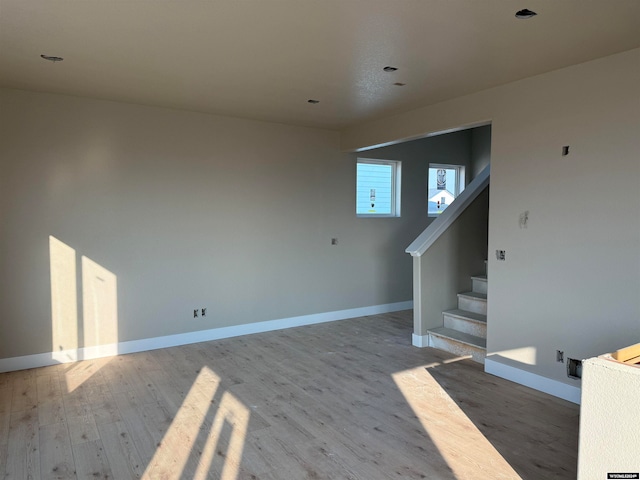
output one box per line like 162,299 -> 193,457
429,327 -> 487,349
471,275 -> 487,281
443,309 -> 487,323
458,291 -> 487,301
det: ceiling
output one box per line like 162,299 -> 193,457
1,1 -> 639,130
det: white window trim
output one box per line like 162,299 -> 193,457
356,158 -> 402,218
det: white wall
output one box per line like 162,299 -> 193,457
343,48 -> 640,391
0,88 -> 472,362
578,357 -> 640,478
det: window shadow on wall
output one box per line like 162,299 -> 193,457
49,235 -> 118,392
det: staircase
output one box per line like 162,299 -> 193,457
427,268 -> 487,363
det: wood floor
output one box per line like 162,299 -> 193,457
0,310 -> 579,479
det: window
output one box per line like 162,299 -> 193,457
356,159 -> 401,217
428,164 -> 465,216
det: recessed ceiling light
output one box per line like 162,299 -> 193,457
515,9 -> 537,19
41,54 -> 64,62
393,82 -> 406,87
307,99 -> 320,104
383,66 -> 398,72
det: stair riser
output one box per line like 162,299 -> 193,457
444,315 -> 487,339
428,334 -> 486,364
472,278 -> 487,295
458,296 -> 487,315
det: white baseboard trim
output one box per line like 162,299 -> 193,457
485,357 -> 581,404
412,333 -> 429,347
0,301 -> 413,373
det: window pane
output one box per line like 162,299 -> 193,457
357,163 -> 393,215
428,166 -> 458,215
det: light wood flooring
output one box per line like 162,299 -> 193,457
0,310 -> 579,479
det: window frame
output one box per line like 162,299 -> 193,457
356,158 -> 402,218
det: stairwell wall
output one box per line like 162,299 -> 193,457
356,126 -> 491,345
350,128 -> 475,259
413,188 -> 489,337
342,48 -> 640,395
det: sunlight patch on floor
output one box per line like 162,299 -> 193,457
423,355 -> 472,369
144,366 -> 250,479
61,356 -> 111,393
196,391 -> 250,479
392,365 -> 521,480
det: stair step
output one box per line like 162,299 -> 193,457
458,291 -> 487,300
457,291 -> 487,315
428,327 -> 486,364
471,275 -> 488,295
429,326 -> 487,348
443,309 -> 487,338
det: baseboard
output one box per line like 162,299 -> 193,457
0,301 -> 413,373
412,333 -> 429,347
485,357 -> 581,404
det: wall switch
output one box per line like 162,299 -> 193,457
201,308 -> 206,317
556,350 -> 564,362
496,250 -> 506,261
193,309 -> 199,318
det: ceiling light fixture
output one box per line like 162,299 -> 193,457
515,9 -> 537,19
307,99 -> 320,104
41,54 -> 64,62
383,66 -> 398,72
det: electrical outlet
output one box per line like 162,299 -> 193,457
193,309 -> 198,318
496,250 -> 506,261
201,308 -> 206,317
567,358 -> 582,379
331,238 -> 338,245
556,350 -> 564,362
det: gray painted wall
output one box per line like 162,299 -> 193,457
362,126 -> 492,337
359,125 -> 491,213
471,125 -> 491,179
352,128 -> 474,235
0,88 -> 472,360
